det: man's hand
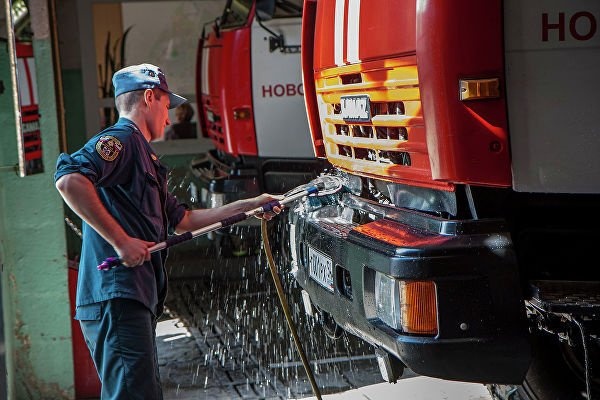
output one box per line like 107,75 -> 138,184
176,193 -> 285,234
114,237 -> 155,267
56,173 -> 155,268
251,193 -> 284,221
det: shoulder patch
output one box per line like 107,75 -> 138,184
95,136 -> 123,162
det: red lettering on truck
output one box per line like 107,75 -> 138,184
542,12 -> 597,41
261,83 -> 304,97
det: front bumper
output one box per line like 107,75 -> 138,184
290,193 -> 531,384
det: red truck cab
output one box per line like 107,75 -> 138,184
194,0 -> 326,201
192,0 -> 328,255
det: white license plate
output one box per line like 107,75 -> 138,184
341,95 -> 370,122
308,246 -> 334,292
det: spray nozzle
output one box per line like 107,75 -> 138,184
283,175 -> 342,198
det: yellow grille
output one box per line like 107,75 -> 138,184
315,58 -> 431,183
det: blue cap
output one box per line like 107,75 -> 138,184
112,63 -> 187,109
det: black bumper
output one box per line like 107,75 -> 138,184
290,194 -> 531,384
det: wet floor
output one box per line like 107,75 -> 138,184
160,239 -> 381,399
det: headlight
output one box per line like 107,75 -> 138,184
375,272 -> 438,335
375,271 -> 402,330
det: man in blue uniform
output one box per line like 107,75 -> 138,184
55,63 -> 280,399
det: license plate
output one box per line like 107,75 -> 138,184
341,95 -> 370,122
308,246 -> 334,292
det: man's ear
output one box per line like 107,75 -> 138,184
143,89 -> 154,107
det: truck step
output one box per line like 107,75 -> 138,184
529,280 -> 600,317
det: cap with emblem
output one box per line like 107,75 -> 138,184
112,63 -> 187,109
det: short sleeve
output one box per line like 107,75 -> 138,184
54,150 -> 100,184
54,130 -> 133,187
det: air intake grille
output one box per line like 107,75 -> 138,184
204,105 -> 224,145
315,60 -> 433,184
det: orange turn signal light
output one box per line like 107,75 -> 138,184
233,107 -> 252,120
401,281 -> 438,335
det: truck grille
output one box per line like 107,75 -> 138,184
315,59 -> 433,185
204,106 -> 224,145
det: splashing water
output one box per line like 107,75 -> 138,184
163,166 -> 379,398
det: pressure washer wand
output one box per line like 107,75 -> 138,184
97,185 -> 320,271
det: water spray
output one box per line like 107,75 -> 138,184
261,218 -> 322,399
259,174 -> 344,400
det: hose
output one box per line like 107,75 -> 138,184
261,219 -> 322,400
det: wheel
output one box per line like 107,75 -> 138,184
488,330 -> 598,400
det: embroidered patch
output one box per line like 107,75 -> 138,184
95,136 -> 123,162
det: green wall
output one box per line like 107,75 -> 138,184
0,39 -> 75,398
61,68 -> 87,261
62,69 -> 87,154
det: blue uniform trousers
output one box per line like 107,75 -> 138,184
78,298 -> 163,399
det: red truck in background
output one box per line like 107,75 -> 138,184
192,0 -> 327,255
191,0 -> 325,255
290,0 -> 600,399
16,41 -> 43,175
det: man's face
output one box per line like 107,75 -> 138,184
147,89 -> 171,141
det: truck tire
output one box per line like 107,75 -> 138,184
488,332 -> 595,400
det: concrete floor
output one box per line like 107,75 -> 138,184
159,277 -> 384,399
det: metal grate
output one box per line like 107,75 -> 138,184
315,59 -> 433,184
529,280 -> 600,316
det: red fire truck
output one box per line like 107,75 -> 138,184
193,2 -> 325,213
16,41 -> 44,175
193,0 -> 327,254
291,0 -> 600,398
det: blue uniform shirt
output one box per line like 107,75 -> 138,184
55,118 -> 187,317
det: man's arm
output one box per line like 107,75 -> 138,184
55,173 -> 154,267
175,193 -> 282,234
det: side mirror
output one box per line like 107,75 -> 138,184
256,0 -> 275,21
212,16 -> 221,38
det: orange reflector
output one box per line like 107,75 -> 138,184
459,78 -> 500,101
233,107 -> 251,120
401,281 -> 437,335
